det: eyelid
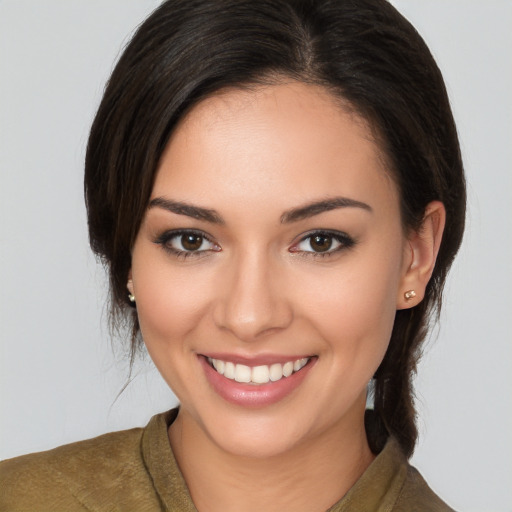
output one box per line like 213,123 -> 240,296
153,228 -> 221,258
289,229 -> 356,255
153,228 -> 355,259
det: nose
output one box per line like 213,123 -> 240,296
213,249 -> 293,342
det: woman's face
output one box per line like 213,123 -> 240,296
130,82 -> 412,458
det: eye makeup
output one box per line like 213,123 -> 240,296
289,229 -> 356,258
153,227 -> 357,261
153,229 -> 220,260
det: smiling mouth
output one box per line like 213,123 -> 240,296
206,357 -> 311,385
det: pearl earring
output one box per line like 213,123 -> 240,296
127,279 -> 135,303
404,290 -> 416,301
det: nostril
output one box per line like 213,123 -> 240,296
213,300 -> 293,342
211,256 -> 293,340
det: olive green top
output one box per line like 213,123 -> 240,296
0,409 -> 454,511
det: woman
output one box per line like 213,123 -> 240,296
0,0 -> 466,510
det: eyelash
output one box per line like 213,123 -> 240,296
153,229 -> 356,260
290,230 -> 356,258
153,229 -> 219,260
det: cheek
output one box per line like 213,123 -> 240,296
295,247 -> 403,358
130,256 -> 218,400
131,254 -> 213,347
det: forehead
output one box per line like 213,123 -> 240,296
152,82 -> 397,215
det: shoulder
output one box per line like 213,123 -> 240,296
333,436 -> 456,512
394,461 -> 456,512
0,426 -> 160,511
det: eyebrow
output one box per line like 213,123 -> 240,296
280,197 -> 372,223
148,197 -> 225,224
148,195 -> 372,225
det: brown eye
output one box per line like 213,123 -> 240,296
155,230 -> 218,256
291,230 -> 355,256
310,234 -> 333,252
181,233 -> 203,251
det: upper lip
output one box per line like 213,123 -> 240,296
199,352 -> 314,366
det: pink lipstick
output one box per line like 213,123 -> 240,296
199,354 -> 315,407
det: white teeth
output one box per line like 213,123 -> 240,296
269,363 -> 283,382
212,359 -> 225,375
224,361 -> 236,379
293,358 -> 308,372
209,357 -> 310,384
252,365 -> 270,384
234,364 -> 252,383
283,361 -> 294,377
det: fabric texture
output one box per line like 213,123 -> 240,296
0,409 -> 454,511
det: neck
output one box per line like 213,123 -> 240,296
168,406 -> 374,512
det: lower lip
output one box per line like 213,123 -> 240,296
199,356 -> 315,408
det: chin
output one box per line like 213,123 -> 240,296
206,415 -> 309,459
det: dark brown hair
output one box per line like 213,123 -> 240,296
85,0 -> 466,458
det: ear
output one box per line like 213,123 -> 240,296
397,201 -> 446,310
127,270 -> 134,295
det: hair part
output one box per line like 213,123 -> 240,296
85,0 -> 466,457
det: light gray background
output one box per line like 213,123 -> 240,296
1,1 -> 511,510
